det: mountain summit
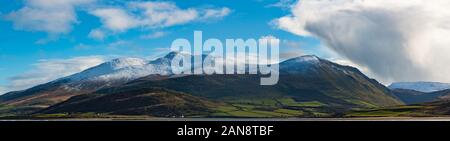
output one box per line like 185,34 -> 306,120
67,57 -> 148,81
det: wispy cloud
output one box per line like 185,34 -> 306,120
89,8 -> 139,32
4,0 -> 230,42
260,35 -> 278,41
260,35 -> 306,60
0,86 -> 6,95
88,28 -> 106,40
266,0 -> 296,9
281,40 -> 303,48
274,0 -> 450,83
279,51 -> 303,60
2,55 -> 106,94
140,31 -> 167,39
88,1 -> 231,39
201,7 -> 231,19
4,0 -> 94,34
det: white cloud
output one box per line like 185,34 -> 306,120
2,56 -> 105,93
5,1 -> 230,40
274,0 -> 450,84
260,35 -> 278,40
281,40 -> 302,48
89,1 -> 231,38
266,0 -> 296,9
107,40 -> 130,49
260,35 -> 281,45
331,58 -> 372,76
259,35 -> 305,61
0,86 -> 6,95
202,7 -> 231,19
4,0 -> 94,34
131,1 -> 199,28
280,51 -> 303,60
90,8 -> 139,32
140,31 -> 167,39
88,28 -> 106,40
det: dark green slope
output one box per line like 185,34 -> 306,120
346,100 -> 450,117
392,89 -> 450,104
347,89 -> 450,117
39,87 -> 224,117
0,77 -> 131,116
278,56 -> 402,108
106,56 -> 402,108
0,79 -> 89,116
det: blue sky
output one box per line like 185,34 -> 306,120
4,0 -> 447,94
0,0 -> 325,93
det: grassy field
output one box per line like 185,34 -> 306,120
345,106 -> 432,117
5,96 -> 436,119
209,97 -> 333,118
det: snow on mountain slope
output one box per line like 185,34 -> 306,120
389,82 -> 450,92
67,57 -> 147,81
287,55 -> 321,64
64,54 -> 178,82
0,52 -> 185,111
280,55 -> 356,75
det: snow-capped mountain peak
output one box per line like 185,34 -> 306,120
149,52 -> 179,65
62,52 -> 203,84
108,57 -> 146,69
285,55 -> 321,64
280,55 -> 322,69
162,51 -> 180,59
64,57 -> 148,81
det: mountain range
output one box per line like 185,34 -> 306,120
387,82 -> 450,105
0,52 -> 404,118
390,89 -> 450,104
389,82 -> 450,92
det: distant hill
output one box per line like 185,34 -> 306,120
347,89 -> 450,117
392,89 -> 450,104
389,82 -> 450,92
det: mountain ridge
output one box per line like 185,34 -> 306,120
0,52 -> 403,117
36,54 -> 403,117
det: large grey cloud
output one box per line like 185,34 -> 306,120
274,0 -> 450,84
